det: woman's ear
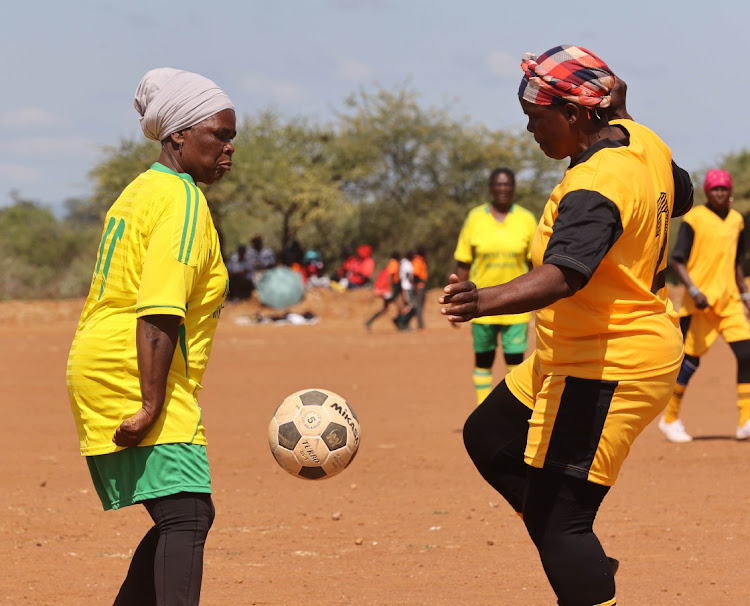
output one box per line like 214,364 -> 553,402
565,102 -> 580,124
168,131 -> 186,145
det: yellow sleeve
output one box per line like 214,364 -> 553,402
526,213 -> 537,261
454,213 -> 475,264
136,190 -> 205,318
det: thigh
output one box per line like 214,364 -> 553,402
464,380 -> 532,462
144,492 -> 215,532
472,323 -> 500,353
500,322 -> 528,355
719,303 -> 750,344
684,310 -> 720,357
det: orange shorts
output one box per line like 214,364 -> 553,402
506,352 -> 678,486
682,299 -> 750,357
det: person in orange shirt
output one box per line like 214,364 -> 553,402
365,251 -> 401,330
411,247 -> 429,329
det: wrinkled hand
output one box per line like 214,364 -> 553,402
113,408 -> 158,447
439,274 -> 479,323
691,291 -> 709,310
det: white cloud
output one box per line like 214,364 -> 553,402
4,136 -> 98,157
0,163 -> 40,183
337,57 -> 373,82
242,73 -> 310,105
486,51 -> 518,79
1,107 -> 60,130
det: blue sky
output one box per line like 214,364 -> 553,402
2,0 -> 745,212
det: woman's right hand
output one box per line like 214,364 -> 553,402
439,274 -> 479,323
691,290 -> 710,310
113,408 -> 159,447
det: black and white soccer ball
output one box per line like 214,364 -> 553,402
268,388 -> 360,480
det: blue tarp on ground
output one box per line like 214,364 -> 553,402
256,266 -> 305,309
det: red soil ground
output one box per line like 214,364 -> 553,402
1,286 -> 747,605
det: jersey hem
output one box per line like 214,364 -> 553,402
135,304 -> 186,317
80,436 -> 208,456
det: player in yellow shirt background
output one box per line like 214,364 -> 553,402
453,167 -> 537,405
659,169 -> 750,442
67,68 -> 235,605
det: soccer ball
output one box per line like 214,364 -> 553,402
268,388 -> 360,480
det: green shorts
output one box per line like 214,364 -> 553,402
86,443 -> 211,511
472,322 -> 528,355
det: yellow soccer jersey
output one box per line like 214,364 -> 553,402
673,205 -> 745,315
454,203 -> 537,324
67,163 -> 229,455
531,120 -> 689,380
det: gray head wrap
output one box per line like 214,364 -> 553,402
134,68 -> 235,142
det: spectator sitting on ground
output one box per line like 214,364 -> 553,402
304,250 -> 330,288
346,244 -> 375,289
335,246 -> 358,285
226,244 -> 255,301
248,234 -> 276,274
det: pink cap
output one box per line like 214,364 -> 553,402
704,169 -> 732,193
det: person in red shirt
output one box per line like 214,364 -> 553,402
365,251 -> 401,330
411,247 -> 429,329
347,244 -> 375,288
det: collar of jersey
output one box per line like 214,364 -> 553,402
150,162 -> 196,185
485,203 -> 514,214
569,125 -> 630,169
704,203 -> 730,220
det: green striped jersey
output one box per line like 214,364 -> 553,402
67,163 -> 228,455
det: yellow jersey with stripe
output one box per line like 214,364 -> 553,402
531,119 -> 690,380
67,163 -> 229,456
454,203 -> 537,324
672,205 -> 745,316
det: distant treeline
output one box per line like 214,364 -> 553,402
2,85 -> 750,300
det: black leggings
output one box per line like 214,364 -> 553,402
464,382 -> 614,606
114,492 -> 215,606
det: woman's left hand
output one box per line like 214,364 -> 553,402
113,407 -> 159,447
439,274 -> 479,323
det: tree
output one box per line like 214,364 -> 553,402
331,85 -> 562,284
0,196 -> 96,299
88,139 -> 160,220
208,112 -> 345,258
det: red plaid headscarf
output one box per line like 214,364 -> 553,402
519,45 -> 616,108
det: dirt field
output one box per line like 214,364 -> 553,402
1,286 -> 747,605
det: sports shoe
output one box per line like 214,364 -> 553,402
658,417 -> 693,443
736,420 -> 750,440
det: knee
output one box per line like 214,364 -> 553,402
503,352 -> 523,366
463,407 -> 488,464
731,340 -> 750,383
475,350 -> 495,369
676,354 -> 699,386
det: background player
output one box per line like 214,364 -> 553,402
659,169 -> 750,442
453,168 -> 537,405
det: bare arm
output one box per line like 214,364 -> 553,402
670,258 -> 709,310
113,314 -> 180,447
440,264 -> 584,322
454,261 -> 471,283
736,262 -> 750,311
